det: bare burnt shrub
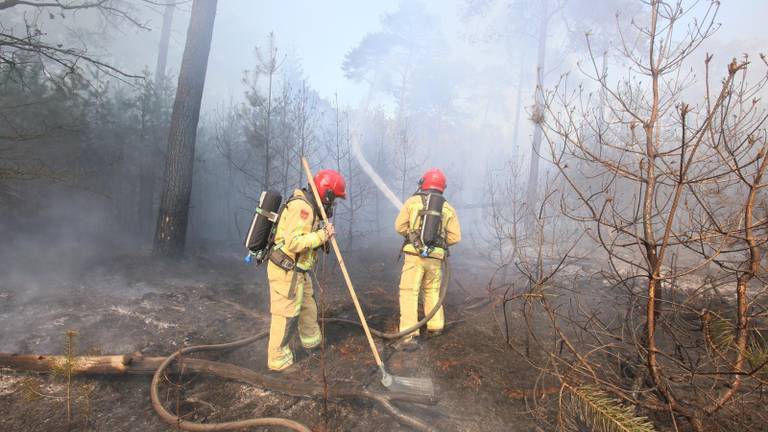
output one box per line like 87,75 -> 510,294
493,2 -> 768,431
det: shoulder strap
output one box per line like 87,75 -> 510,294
407,193 -> 426,228
268,195 -> 304,243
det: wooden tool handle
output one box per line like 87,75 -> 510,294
301,158 -> 384,368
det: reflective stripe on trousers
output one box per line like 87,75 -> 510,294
266,262 -> 322,371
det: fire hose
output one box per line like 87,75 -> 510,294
322,259 -> 451,340
148,260 -> 451,432
149,332 -> 439,432
149,332 -> 312,432
149,320 -> 441,432
152,167 -> 451,430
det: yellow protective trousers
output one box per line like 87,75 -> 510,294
398,254 -> 444,342
266,261 -> 322,371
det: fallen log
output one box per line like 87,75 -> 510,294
0,351 -> 437,431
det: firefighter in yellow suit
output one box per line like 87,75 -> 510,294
395,168 -> 461,350
266,169 -> 346,372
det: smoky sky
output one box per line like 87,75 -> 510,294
21,0 -> 765,155
3,0 -> 766,219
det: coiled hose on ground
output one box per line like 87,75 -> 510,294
150,332 -> 313,432
149,259 -> 450,432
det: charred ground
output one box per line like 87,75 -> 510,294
0,245 -> 547,432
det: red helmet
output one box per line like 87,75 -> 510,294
419,168 -> 447,192
314,169 -> 346,203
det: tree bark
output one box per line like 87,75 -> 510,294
155,2 -> 175,83
137,4 -> 174,243
153,0 -> 218,257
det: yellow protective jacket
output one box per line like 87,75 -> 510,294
273,189 -> 328,271
395,193 -> 461,260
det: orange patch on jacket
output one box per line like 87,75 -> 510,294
300,209 -> 309,220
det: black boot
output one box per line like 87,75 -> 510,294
393,338 -> 419,352
427,329 -> 443,338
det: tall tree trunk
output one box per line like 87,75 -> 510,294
155,3 -> 175,82
153,0 -> 218,257
138,3 -> 175,244
525,0 -> 549,223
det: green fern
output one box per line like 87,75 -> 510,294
564,385 -> 656,432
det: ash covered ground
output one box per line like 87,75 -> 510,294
0,243 -> 547,432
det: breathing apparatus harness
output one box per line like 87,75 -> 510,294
402,188 -> 448,259
245,187 -> 331,273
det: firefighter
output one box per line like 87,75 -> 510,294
265,169 -> 346,372
394,168 -> 461,351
